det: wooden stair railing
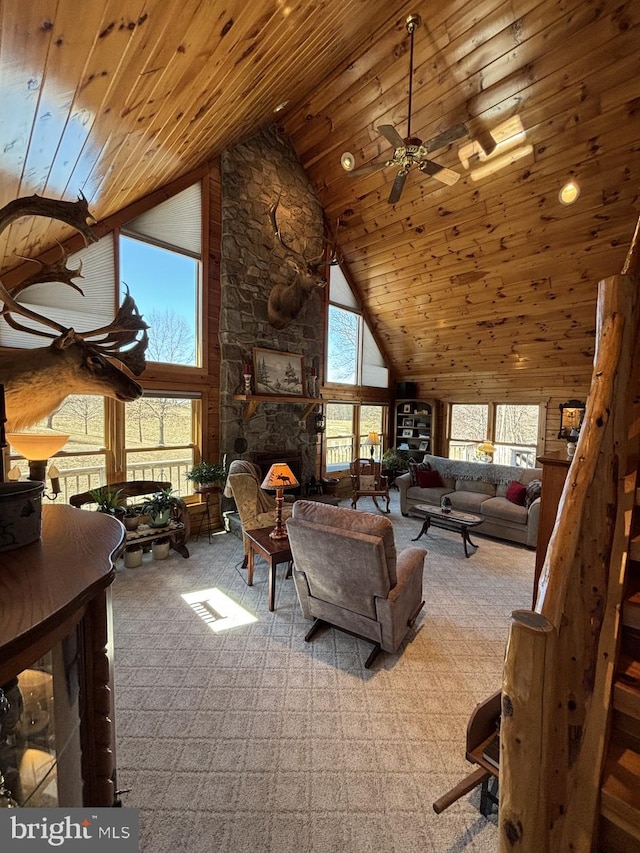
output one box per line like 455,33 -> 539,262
499,216 -> 640,852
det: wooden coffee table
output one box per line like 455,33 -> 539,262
244,526 -> 293,612
411,504 -> 483,558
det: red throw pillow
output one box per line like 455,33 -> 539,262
506,481 -> 527,506
416,469 -> 443,488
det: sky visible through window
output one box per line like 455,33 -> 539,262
120,236 -> 198,366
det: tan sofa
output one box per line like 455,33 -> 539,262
396,454 -> 542,547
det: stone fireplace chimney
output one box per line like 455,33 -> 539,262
219,126 -> 324,487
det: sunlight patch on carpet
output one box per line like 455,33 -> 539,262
181,587 -> 257,632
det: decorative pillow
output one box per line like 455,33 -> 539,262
506,481 -> 527,506
408,460 -> 431,486
416,469 -> 443,488
359,475 -> 377,492
525,479 -> 542,508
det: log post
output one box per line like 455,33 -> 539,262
499,610 -> 555,852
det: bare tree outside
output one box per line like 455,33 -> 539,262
57,395 -> 103,435
146,308 -> 194,365
327,306 -> 358,383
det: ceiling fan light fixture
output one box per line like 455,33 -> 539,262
341,151 -> 356,171
559,180 -> 580,205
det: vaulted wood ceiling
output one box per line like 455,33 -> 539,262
2,0 -> 639,400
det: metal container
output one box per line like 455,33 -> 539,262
0,481 -> 45,552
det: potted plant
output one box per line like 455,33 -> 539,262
89,487 -> 126,521
185,461 -> 226,492
382,448 -> 410,487
123,543 -> 143,568
143,488 -> 179,528
151,537 -> 170,560
122,505 -> 143,531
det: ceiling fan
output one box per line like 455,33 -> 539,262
341,14 -> 469,204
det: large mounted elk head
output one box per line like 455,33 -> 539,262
0,194 -> 148,431
267,194 -> 338,330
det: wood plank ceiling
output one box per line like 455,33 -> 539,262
1,0 -> 639,401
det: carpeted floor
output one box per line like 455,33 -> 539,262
112,492 -> 533,852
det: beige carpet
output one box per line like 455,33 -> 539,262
112,492 -> 533,852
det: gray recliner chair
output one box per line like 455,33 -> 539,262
286,500 -> 425,667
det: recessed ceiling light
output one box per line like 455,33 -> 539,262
273,100 -> 289,114
341,152 -> 355,171
559,180 -> 580,205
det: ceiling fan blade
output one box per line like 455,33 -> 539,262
388,171 -> 408,204
377,124 -> 405,149
349,161 -> 390,176
418,159 -> 461,186
422,123 -> 469,153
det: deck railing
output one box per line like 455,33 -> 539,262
55,457 -> 192,504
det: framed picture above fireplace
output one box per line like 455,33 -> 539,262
253,348 -> 305,396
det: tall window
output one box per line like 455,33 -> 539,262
325,403 -> 355,471
327,264 -> 388,388
124,393 -> 198,496
325,402 -> 386,472
448,403 -> 540,467
120,238 -> 199,367
358,405 -> 384,460
120,182 -> 203,369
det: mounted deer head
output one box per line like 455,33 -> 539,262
267,194 -> 338,330
0,194 -> 148,431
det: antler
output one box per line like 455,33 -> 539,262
269,193 -> 339,268
0,192 -> 97,246
0,280 -> 68,337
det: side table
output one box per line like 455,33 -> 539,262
195,485 -> 221,543
244,526 -> 293,612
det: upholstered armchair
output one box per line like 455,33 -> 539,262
286,500 -> 425,667
224,460 -> 294,566
349,458 -> 390,513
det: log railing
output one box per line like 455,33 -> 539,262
499,217 -> 640,852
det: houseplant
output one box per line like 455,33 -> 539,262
185,461 -> 227,491
382,448 -> 409,486
89,488 -> 126,521
143,488 -> 179,528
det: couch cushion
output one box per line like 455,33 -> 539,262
455,478 -> 495,496
481,496 -> 529,525
408,460 -> 431,486
407,485 -> 453,505
525,479 -> 542,508
506,481 -> 527,505
448,491 -> 492,514
416,468 -> 443,488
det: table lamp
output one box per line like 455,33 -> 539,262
367,432 -> 380,459
477,440 -> 496,462
261,462 -> 299,539
6,433 -> 69,497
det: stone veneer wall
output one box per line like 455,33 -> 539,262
219,126 -> 324,485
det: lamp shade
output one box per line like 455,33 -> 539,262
261,463 -> 299,491
6,433 -> 69,460
477,440 -> 496,455
367,432 -> 380,446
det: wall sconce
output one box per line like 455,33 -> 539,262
261,463 -> 299,539
314,412 -> 326,434
558,400 -> 585,439
6,433 -> 69,499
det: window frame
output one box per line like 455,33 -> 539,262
446,401 -> 544,468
